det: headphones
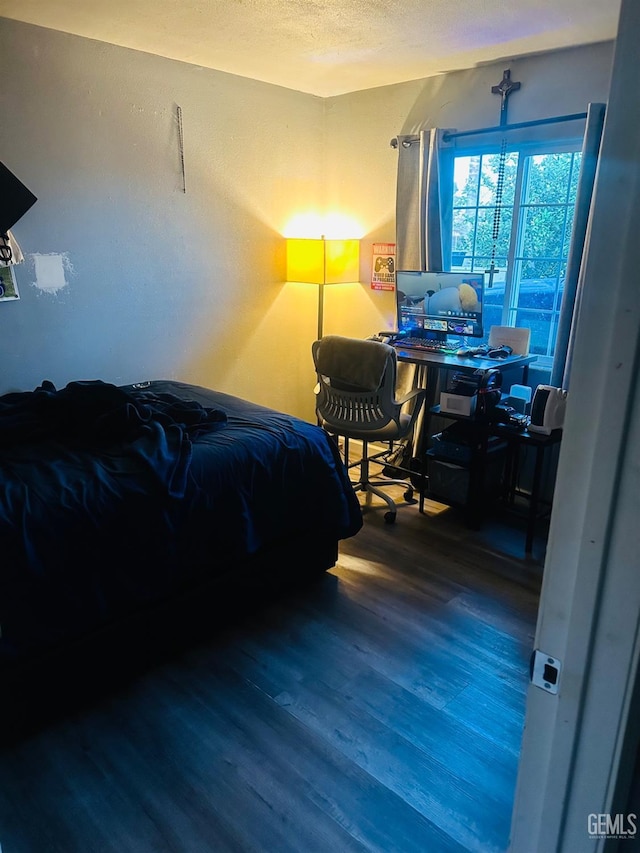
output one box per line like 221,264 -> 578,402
475,368 -> 502,415
476,367 -> 502,391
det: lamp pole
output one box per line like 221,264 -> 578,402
318,235 -> 327,340
317,280 -> 325,340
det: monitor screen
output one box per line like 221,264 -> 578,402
395,270 -> 485,341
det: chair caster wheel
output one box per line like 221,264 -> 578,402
403,488 -> 414,502
384,511 -> 397,524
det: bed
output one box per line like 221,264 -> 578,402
0,378 -> 362,675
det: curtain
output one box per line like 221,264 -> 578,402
395,129 -> 446,272
551,102 -> 606,388
393,128 -> 450,470
395,134 -> 421,271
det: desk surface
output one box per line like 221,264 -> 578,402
394,347 -> 537,373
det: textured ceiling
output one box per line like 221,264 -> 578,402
0,0 -> 621,97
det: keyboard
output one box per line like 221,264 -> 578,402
392,337 -> 459,355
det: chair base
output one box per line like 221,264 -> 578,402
347,439 -> 417,524
353,479 -> 416,524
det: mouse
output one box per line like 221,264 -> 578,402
488,345 -> 513,359
456,344 -> 490,357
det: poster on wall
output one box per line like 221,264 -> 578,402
371,243 -> 396,291
0,266 -> 20,301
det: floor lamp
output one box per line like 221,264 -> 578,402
286,237 -> 360,340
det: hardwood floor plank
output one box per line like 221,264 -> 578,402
166,657 -> 465,853
441,683 -> 529,756
446,589 -> 537,645
211,626 -> 513,851
269,674 -> 511,853
341,667 -> 520,801
0,727 -> 178,853
330,560 -> 533,677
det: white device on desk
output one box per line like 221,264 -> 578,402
440,368 -> 502,418
529,385 -> 567,434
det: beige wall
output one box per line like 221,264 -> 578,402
0,19 -> 614,422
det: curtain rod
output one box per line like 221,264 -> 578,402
443,111 -> 588,141
390,111 -> 588,148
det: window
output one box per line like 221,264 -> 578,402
450,143 -> 582,366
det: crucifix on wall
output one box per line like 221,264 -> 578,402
491,69 -> 521,127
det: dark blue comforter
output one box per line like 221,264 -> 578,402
0,379 -> 362,659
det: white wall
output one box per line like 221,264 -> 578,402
0,18 -> 325,418
0,18 -> 614,423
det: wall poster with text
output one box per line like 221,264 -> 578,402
371,243 -> 396,291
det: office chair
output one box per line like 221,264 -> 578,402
312,335 -> 426,523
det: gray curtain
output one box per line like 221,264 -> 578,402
395,133 -> 422,271
394,128 -> 450,465
395,128 -> 446,272
551,102 -> 606,388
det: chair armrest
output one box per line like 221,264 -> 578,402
396,388 -> 426,407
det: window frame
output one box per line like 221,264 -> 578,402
443,131 -> 584,367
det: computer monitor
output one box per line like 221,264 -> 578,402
395,270 -> 485,343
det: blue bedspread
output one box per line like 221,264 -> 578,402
0,379 -> 227,498
0,379 -> 362,659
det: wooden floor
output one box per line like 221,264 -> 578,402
0,491 -> 542,853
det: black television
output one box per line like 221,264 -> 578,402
395,270 -> 485,344
0,162 -> 37,235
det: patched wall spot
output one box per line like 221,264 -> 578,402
32,254 -> 69,293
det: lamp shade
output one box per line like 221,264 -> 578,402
286,238 -> 359,285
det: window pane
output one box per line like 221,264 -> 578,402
520,206 -> 567,258
562,206 -> 576,257
513,260 -> 562,316
482,263 -> 507,331
513,277 -> 558,312
525,153 -> 572,204
453,156 -> 480,206
478,152 -> 518,206
517,258 -> 561,281
569,152 -> 583,197
452,208 -> 476,258
475,207 -> 513,258
515,308 -> 554,356
473,256 -> 509,275
484,302 -> 504,334
554,275 -> 566,313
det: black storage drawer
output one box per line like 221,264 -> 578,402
426,444 -> 506,506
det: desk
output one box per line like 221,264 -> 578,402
394,347 -> 537,515
394,346 -> 537,391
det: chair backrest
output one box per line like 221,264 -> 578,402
312,336 -> 404,435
